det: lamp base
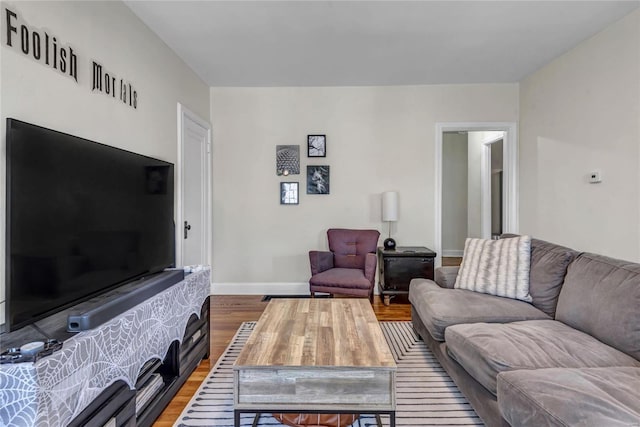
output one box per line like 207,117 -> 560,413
383,238 -> 397,250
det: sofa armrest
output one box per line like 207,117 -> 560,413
364,252 -> 377,287
309,251 -> 334,275
435,266 -> 460,289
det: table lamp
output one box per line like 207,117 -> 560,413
382,191 -> 398,250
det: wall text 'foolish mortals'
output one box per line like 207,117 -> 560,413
4,6 -> 139,111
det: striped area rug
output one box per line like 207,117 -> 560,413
176,321 -> 483,427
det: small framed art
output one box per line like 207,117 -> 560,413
307,135 -> 326,157
280,182 -> 299,205
307,166 -> 330,194
276,145 -> 300,176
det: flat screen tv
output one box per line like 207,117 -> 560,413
5,119 -> 175,331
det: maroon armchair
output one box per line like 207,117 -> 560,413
309,229 -> 381,301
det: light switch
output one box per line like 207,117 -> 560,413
589,170 -> 602,184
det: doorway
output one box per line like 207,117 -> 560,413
176,103 -> 212,267
435,123 -> 518,267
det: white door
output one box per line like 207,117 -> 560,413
177,104 -> 211,267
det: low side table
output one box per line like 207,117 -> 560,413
378,246 -> 436,305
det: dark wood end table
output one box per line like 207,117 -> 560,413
378,246 -> 436,305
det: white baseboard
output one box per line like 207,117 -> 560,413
442,250 -> 464,257
211,282 -> 381,296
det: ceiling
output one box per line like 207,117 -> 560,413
124,1 -> 639,87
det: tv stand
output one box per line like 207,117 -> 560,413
0,267 -> 210,427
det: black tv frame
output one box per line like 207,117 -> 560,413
5,118 -> 176,332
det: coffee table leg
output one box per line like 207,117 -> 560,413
389,411 -> 396,427
234,409 -> 240,427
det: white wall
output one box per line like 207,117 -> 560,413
210,84 -> 518,292
0,1 -> 210,326
442,132 -> 468,255
519,9 -> 640,260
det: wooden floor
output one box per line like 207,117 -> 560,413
152,295 -> 412,426
442,257 -> 462,266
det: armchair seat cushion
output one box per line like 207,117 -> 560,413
309,268 -> 372,290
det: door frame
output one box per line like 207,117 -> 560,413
435,122 -> 518,267
176,103 -> 212,267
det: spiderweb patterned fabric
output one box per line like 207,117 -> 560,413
0,267 -> 210,427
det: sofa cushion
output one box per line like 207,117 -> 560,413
527,238 -> 580,318
500,235 -> 580,317
498,367 -> 640,427
556,252 -> 640,361
434,266 -> 459,289
409,279 -> 549,342
454,236 -> 532,302
445,320 -> 640,395
309,268 -> 371,290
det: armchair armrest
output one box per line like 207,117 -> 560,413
309,251 -> 334,275
364,253 -> 377,287
435,266 -> 460,289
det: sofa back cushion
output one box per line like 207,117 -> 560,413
327,228 -> 379,269
501,235 -> 580,317
528,238 -> 580,317
556,253 -> 640,361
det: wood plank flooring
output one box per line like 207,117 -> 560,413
153,295 -> 411,426
442,257 -> 462,267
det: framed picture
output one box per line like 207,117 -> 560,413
307,165 -> 330,194
276,145 -> 300,176
280,182 -> 299,205
307,135 -> 326,157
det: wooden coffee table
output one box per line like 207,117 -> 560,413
233,298 -> 396,426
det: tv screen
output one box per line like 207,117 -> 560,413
6,119 -> 175,331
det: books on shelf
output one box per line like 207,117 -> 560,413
135,373 -> 164,415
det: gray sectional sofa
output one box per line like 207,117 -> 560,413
409,237 -> 640,427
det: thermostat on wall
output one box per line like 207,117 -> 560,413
589,170 -> 602,184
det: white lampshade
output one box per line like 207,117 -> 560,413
382,191 -> 399,222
